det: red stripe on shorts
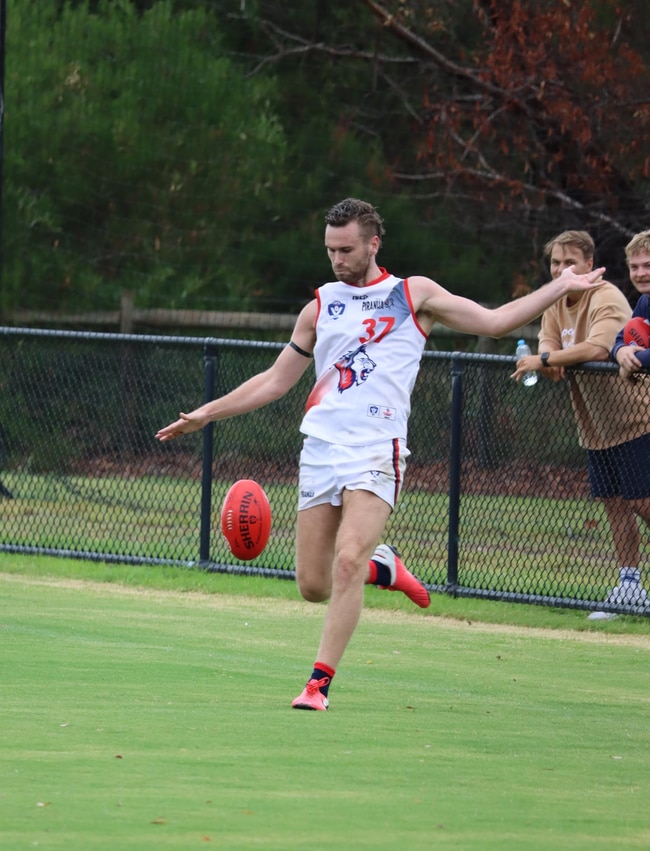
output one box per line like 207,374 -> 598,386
392,438 -> 401,504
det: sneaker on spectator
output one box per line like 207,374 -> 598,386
588,569 -> 649,620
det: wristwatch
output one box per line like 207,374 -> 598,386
540,351 -> 551,368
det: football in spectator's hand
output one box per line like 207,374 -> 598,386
623,316 -> 650,349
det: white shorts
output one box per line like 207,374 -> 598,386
297,435 -> 410,511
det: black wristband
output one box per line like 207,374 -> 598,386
540,351 -> 551,368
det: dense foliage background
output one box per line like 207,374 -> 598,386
1,0 -> 649,317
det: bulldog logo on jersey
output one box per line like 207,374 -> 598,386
334,344 -> 376,392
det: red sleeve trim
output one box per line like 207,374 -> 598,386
403,278 -> 428,339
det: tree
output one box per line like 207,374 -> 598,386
3,0 -> 286,312
230,0 -> 650,294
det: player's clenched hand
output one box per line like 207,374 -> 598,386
155,412 -> 205,441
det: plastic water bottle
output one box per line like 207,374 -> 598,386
515,339 -> 538,387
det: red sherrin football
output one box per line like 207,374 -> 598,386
220,479 -> 272,561
623,316 -> 650,349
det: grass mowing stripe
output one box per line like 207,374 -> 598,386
1,574 -> 649,850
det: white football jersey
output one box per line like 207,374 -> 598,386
300,270 -> 427,445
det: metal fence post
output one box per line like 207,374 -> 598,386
447,354 -> 464,590
0,0 -> 6,314
199,341 -> 218,564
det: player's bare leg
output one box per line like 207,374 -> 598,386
294,502 -> 340,603
291,489 -> 389,709
313,488 -> 391,668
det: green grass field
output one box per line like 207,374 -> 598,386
1,554 -> 649,850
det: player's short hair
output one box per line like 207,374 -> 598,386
625,230 -> 650,263
325,198 -> 386,242
544,230 -> 595,261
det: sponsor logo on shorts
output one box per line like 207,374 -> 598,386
300,489 -> 315,498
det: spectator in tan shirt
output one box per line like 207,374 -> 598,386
512,231 -> 650,618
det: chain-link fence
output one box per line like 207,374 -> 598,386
0,327 -> 648,617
